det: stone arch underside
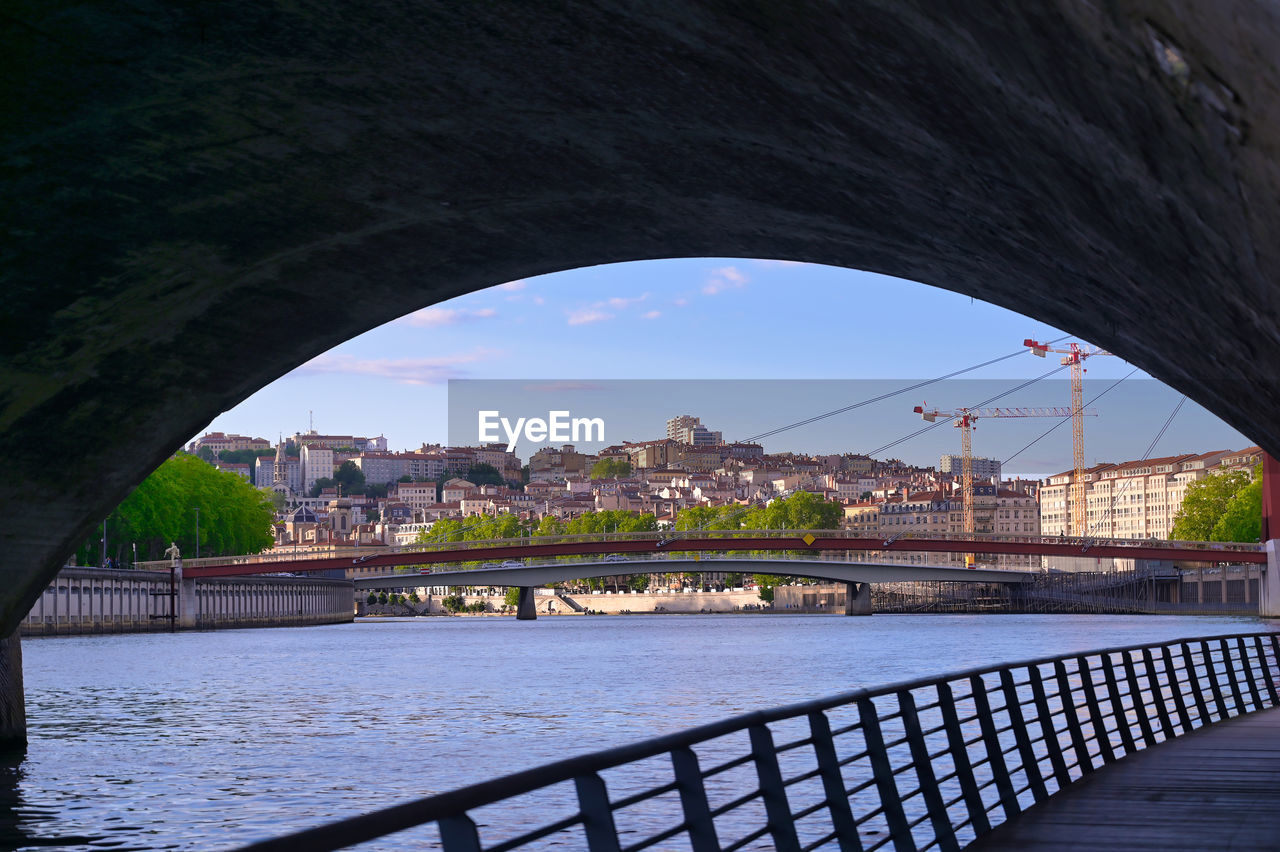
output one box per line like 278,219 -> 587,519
2,0 -> 1278,633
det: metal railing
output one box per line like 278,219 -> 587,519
137,530 -> 1264,572
237,631 -> 1280,851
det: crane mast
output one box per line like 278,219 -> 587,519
1024,339 -> 1113,536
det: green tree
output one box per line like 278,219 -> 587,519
333,460 -> 366,495
533,515 -> 566,537
263,488 -> 287,512
628,574 -> 650,591
504,587 -> 522,607
79,453 -> 275,564
590,458 -> 633,479
218,448 -> 275,466
743,491 -> 842,530
309,477 -> 337,498
1172,468 -> 1255,541
366,592 -> 378,604
466,463 -> 506,486
753,573 -> 785,602
196,445 -> 217,463
1212,475 -> 1262,542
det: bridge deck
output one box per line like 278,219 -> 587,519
972,705 -> 1280,850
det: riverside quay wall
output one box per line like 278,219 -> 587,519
20,566 -> 353,636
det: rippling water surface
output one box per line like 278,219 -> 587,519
10,613 -> 1276,850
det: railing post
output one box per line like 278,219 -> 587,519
899,690 -> 958,851
748,724 -> 802,852
670,746 -> 721,852
1181,642 -> 1211,726
1140,648 -> 1172,742
970,675 -> 1020,820
999,669 -> 1048,803
1218,637 -> 1246,714
1200,639 -> 1229,721
438,813 -> 483,852
1100,654 -> 1137,756
575,772 -> 622,852
1236,636 -> 1264,710
1254,635 -> 1279,706
1052,659 -> 1092,777
857,697 -> 913,850
1076,656 -> 1115,764
1120,651 -> 1157,748
1159,645 -> 1193,734
1028,665 -> 1069,788
936,681 -> 990,836
806,710 -> 862,851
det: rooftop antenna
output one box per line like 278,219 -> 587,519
309,410 -> 314,433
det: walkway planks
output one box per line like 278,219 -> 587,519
972,705 -> 1280,850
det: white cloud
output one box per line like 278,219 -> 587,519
752,259 -> 806,268
297,349 -> 501,385
404,306 -> 498,327
703,265 -> 748,295
498,279 -> 527,291
641,310 -> 661,320
567,309 -> 613,326
605,292 -> 649,309
674,297 -> 689,307
533,296 -> 545,305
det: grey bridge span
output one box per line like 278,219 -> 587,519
357,558 -> 1033,618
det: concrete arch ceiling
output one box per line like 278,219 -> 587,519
2,0 -> 1278,633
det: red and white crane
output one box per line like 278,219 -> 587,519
1024,339 -> 1113,535
914,404 -> 1094,535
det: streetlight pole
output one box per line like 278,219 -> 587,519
101,518 -> 107,567
194,507 -> 200,560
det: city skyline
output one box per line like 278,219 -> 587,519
198,258 -> 1247,473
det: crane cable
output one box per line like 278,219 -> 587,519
737,334 -> 1073,445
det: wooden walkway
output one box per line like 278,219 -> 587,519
972,705 -> 1280,850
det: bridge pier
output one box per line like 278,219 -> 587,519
175,560 -> 197,629
0,631 -> 24,753
1261,454 -> 1280,618
844,582 -> 872,616
516,587 -> 537,620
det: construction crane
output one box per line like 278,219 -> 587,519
1024,339 -> 1114,535
913,405 -> 1094,535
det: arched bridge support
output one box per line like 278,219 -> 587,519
1260,454 -> 1280,618
0,634 -> 23,752
516,587 -> 537,621
845,582 -> 872,616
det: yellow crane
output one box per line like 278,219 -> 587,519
914,404 -> 1094,535
1024,339 -> 1114,535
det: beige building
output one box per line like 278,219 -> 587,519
1041,451 -> 1241,541
877,486 -> 1040,570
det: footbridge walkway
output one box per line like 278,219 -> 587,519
238,631 -> 1280,851
142,530 -> 1266,579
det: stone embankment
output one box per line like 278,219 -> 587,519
21,566 -> 353,635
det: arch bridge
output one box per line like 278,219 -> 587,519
6,0 -> 1280,749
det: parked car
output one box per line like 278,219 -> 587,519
501,560 -> 524,568
604,554 -> 626,562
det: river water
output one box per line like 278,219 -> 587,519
8,613 -> 1276,850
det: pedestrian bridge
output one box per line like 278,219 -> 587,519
355,557 -> 1032,592
151,530 -> 1266,580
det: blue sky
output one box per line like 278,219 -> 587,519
200,258 -> 1248,474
